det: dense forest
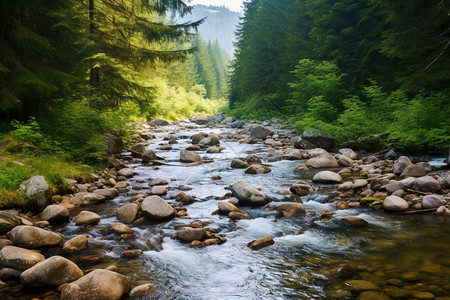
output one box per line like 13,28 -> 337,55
229,0 -> 450,152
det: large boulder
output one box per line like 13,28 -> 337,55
0,246 -> 45,271
338,148 -> 358,160
93,188 -> 118,200
276,203 -> 305,218
19,176 -> 52,211
229,181 -> 269,206
281,148 -> 303,160
198,136 -> 220,146
177,228 -> 207,243
142,150 -> 157,164
305,154 -> 338,168
8,226 -> 62,248
191,132 -> 208,144
130,143 -> 145,156
422,194 -> 447,209
148,118 -> 170,126
61,269 -> 131,300
414,176 -> 441,193
291,136 -> 316,150
40,205 -> 70,223
400,165 -> 426,177
383,196 -> 409,212
108,158 -> 126,170
0,210 -> 22,235
141,196 -> 175,220
74,211 -> 101,226
20,256 -> 83,286
250,125 -> 273,140
301,129 -> 334,151
105,134 -> 123,156
180,150 -> 201,162
312,171 -> 342,183
116,203 -> 139,223
393,156 -> 412,175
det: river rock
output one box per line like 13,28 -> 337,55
414,176 -> 441,193
338,148 -> 358,159
353,179 -> 368,190
175,192 -> 194,205
177,228 -> 207,243
0,210 -> 22,235
74,211 -> 101,225
0,239 -> 13,250
358,291 -> 391,300
117,168 -> 135,177
243,155 -> 262,165
245,164 -> 271,174
180,150 -> 201,162
105,133 -> 123,156
344,280 -> 380,292
340,216 -> 368,227
276,203 -> 305,218
338,155 -> 353,167
19,175 -> 52,211
337,182 -> 353,191
436,205 -> 450,216
149,178 -> 168,186
129,283 -> 156,297
291,136 -> 316,149
399,177 -> 416,189
230,159 -> 249,168
130,143 -> 145,156
305,154 -> 338,168
384,180 -> 404,193
281,148 -> 303,160
116,203 -> 139,223
108,157 -> 126,170
393,156 -> 412,174
191,132 -> 208,144
142,150 -> 157,164
148,118 -> 170,126
93,188 -> 118,200
0,246 -> 45,271
301,129 -> 334,151
199,136 -> 220,146
151,186 -> 167,195
247,237 -> 274,250
218,201 -> 240,215
400,165 -> 427,177
71,192 -> 106,206
250,125 -> 273,139
41,205 -> 70,222
61,269 -> 131,300
62,235 -> 88,252
383,196 -> 409,212
8,225 -> 62,248
229,181 -> 269,206
313,171 -> 342,183
112,223 -> 134,235
141,196 -> 175,220
290,182 -> 315,196
422,194 -> 447,209
20,255 -> 83,286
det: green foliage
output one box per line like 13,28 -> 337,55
0,160 -> 35,190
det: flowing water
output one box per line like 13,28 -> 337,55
9,121 -> 450,299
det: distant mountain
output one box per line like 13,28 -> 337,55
181,5 -> 241,57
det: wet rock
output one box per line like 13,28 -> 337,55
228,211 -> 252,220
384,180 -> 404,193
141,196 -> 175,220
229,181 -> 269,206
358,291 -> 390,300
344,280 -> 380,292
340,216 -> 368,227
400,165 -> 427,177
149,178 -> 168,186
383,286 -> 411,298
148,118 -> 170,126
247,237 -> 274,250
121,249 -> 141,258
218,201 -> 240,215
281,148 -> 303,160
71,192 -> 106,206
291,136 -> 316,149
300,129 -> 334,151
61,269 -> 131,300
112,223 -> 134,235
243,155 -> 262,164
142,150 -> 157,164
393,156 -> 412,174
159,145 -> 172,150
422,194 -> 447,209
19,176 -> 52,211
325,289 -> 352,298
8,226 -> 62,248
337,182 -> 353,191
414,176 -> 441,193
206,146 -> 221,153
338,155 -> 353,167
175,193 -> 194,205
305,154 -> 338,169
312,171 -> 342,183
338,148 -> 358,160
150,186 -> 167,196
20,256 -> 83,286
108,158 -> 126,170
191,132 -> 208,144
117,168 -> 134,178
245,164 -> 271,174
383,196 -> 409,212
0,267 -> 22,281
0,239 -> 13,250
116,203 -> 139,223
399,176 -> 416,189
230,159 -> 249,169
129,283 -> 156,297
93,188 -> 118,200
331,264 -> 353,279
290,182 -> 315,196
74,211 -> 101,226
230,121 -> 245,128
105,134 -> 123,155
130,143 -> 145,156
199,136 -> 220,146
413,292 -> 434,299
250,125 -> 273,139
211,175 -> 221,180
62,235 -> 88,252
276,203 -> 305,218
0,246 -> 45,271
180,150 -> 201,162
177,228 -> 207,243
0,210 -> 22,235
41,205 -> 70,223
352,179 -> 368,190
436,205 -> 450,216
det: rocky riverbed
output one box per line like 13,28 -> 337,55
0,114 -> 449,299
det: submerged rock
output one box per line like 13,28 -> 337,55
247,237 -> 274,250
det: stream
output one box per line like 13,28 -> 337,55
10,120 -> 450,299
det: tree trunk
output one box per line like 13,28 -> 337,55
89,0 -> 100,90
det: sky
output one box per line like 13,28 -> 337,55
188,0 -> 244,12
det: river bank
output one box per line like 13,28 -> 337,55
0,115 -> 449,299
